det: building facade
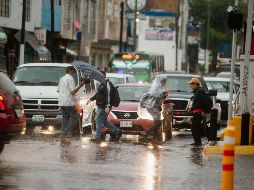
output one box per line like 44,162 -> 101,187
91,0 -> 126,71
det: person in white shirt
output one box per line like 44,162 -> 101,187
58,66 -> 85,136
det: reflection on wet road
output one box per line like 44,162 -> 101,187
1,131 -> 254,190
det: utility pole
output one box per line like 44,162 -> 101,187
175,1 -> 180,71
119,2 -> 124,53
133,0 -> 138,51
19,0 -> 26,65
50,0 -> 55,62
205,0 -> 211,73
228,0 -> 239,120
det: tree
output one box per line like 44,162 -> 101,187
189,0 -> 247,71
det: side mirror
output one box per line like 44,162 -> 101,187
207,89 -> 217,97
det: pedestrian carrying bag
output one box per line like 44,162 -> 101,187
110,82 -> 121,107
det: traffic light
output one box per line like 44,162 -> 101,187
227,6 -> 243,30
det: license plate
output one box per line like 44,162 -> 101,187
120,121 -> 132,128
15,109 -> 23,118
32,115 -> 44,123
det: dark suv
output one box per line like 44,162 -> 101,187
0,72 -> 26,153
154,74 -> 219,129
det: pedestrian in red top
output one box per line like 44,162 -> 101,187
188,78 -> 206,146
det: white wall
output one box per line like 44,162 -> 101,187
137,17 -> 176,71
0,0 -> 42,32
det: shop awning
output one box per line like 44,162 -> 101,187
15,31 -> 50,55
0,32 -> 7,44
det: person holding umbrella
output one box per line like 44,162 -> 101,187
87,71 -> 122,143
58,66 -> 85,137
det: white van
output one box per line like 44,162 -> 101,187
13,63 -> 96,134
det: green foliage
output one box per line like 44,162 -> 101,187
189,0 -> 247,52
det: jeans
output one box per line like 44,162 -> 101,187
61,106 -> 79,134
95,107 -> 119,140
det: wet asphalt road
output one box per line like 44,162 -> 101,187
1,130 -> 254,190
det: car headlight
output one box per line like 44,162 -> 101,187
137,106 -> 153,120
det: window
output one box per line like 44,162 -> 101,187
82,0 -> 89,33
90,0 -> 97,35
113,2 -> 119,17
107,0 -> 112,16
0,72 -> 17,94
56,0 -> 62,6
26,0 -> 31,22
0,0 -> 10,17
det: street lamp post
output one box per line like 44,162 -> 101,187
228,0 -> 239,120
126,0 -> 146,51
205,0 -> 211,73
19,0 -> 26,65
133,0 -> 138,51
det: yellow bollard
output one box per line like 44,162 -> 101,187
221,121 -> 235,190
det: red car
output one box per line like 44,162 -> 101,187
0,72 -> 26,153
108,83 -> 173,140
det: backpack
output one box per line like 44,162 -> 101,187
202,93 -> 213,113
108,81 -> 121,107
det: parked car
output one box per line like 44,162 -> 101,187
96,83 -> 173,140
216,72 -> 239,80
106,73 -> 137,85
154,74 -> 221,129
204,77 -> 240,125
13,63 -> 97,134
0,72 -> 26,153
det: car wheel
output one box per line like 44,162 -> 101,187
25,124 -> 34,135
0,138 -> 4,154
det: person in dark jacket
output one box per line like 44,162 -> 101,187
87,71 -> 122,143
188,77 -> 207,146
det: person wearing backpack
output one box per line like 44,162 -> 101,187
87,71 -> 122,143
188,77 -> 209,146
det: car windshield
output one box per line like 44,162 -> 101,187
118,86 -> 150,102
206,81 -> 230,92
13,66 -> 78,86
106,77 -> 124,85
166,77 -> 200,92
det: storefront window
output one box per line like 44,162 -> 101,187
0,0 -> 10,17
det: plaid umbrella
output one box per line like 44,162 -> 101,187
71,61 -> 105,83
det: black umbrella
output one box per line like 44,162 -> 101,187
71,61 -> 105,83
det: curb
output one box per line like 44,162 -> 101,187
204,142 -> 254,155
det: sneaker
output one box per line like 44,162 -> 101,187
208,141 -> 217,146
90,138 -> 101,143
190,142 -> 202,147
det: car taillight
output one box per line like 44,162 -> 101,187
0,95 -> 5,111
